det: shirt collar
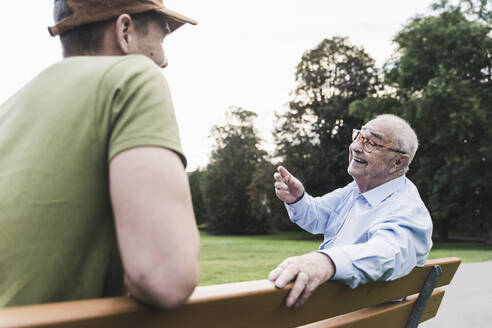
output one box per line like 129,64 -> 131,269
359,175 -> 406,208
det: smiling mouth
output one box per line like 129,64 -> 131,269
352,153 -> 367,164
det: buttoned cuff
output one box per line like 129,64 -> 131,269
318,247 -> 353,282
284,193 -> 307,222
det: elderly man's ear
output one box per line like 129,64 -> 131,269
390,154 -> 410,174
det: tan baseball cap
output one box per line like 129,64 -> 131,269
48,0 -> 197,36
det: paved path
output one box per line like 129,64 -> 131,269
420,260 -> 492,327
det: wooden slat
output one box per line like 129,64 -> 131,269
299,289 -> 445,328
0,257 -> 460,328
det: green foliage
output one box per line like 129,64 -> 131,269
385,5 -> 491,94
431,0 -> 492,24
350,0 -> 492,242
188,169 -> 208,224
275,37 -> 381,195
247,160 -> 297,232
204,107 -> 273,234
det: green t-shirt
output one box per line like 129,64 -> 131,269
0,55 -> 186,307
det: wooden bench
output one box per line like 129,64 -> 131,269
0,257 -> 460,328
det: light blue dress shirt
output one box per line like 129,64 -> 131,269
286,175 -> 433,288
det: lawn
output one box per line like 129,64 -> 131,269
199,231 -> 492,286
427,242 -> 492,262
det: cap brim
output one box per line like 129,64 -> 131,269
48,4 -> 197,37
155,6 -> 197,33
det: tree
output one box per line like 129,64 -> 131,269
188,169 -> 208,225
274,37 -> 381,196
350,0 -> 492,242
247,159 -> 297,232
431,0 -> 491,24
204,107 -> 273,234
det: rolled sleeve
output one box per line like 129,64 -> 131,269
284,194 -> 308,223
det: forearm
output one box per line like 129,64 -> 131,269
286,184 -> 352,234
321,227 -> 429,288
287,191 -> 343,234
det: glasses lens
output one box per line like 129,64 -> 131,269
352,129 -> 360,141
363,139 -> 373,152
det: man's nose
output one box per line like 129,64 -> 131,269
350,139 -> 363,153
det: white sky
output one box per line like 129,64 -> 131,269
0,1 -> 435,171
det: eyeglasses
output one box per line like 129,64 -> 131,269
352,129 -> 406,154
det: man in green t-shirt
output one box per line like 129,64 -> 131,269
0,0 -> 200,308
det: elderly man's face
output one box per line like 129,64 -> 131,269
347,118 -> 400,193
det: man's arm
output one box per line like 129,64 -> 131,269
269,220 -> 428,307
110,146 -> 200,309
321,218 -> 432,288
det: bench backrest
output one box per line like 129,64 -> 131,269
0,257 -> 461,328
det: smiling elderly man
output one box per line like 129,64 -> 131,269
270,114 -> 433,308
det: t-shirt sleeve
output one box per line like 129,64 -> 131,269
99,55 -> 186,167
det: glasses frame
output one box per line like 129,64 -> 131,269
352,129 -> 407,154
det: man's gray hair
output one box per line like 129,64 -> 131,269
375,114 -> 419,169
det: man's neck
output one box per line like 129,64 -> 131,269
355,173 -> 404,194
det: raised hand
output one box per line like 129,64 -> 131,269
273,166 -> 305,204
268,252 -> 335,307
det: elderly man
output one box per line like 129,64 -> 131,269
0,0 -> 199,308
270,114 -> 433,308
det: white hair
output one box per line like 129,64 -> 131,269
373,114 -> 419,170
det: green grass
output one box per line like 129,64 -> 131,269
198,231 -> 492,286
427,242 -> 492,263
199,231 -> 322,285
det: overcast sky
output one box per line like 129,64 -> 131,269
0,0 -> 436,170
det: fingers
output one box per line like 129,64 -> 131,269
274,181 -> 288,191
273,265 -> 315,308
274,166 -> 292,186
275,190 -> 291,200
274,168 -> 297,203
277,166 -> 291,179
268,268 -> 281,281
294,279 -> 318,308
273,168 -> 289,184
270,257 -> 309,307
275,166 -> 303,195
268,257 -> 293,284
268,264 -> 284,281
287,271 -> 308,307
270,253 -> 333,308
